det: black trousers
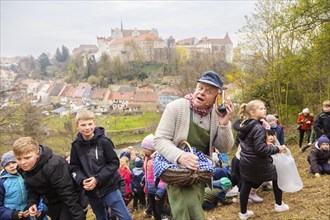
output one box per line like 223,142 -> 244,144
133,191 -> 146,208
146,193 -> 165,220
299,129 -> 311,148
240,180 -> 282,214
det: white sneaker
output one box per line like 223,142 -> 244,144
239,210 -> 254,220
249,193 -> 263,203
275,202 -> 289,212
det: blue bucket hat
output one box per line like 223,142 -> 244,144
197,71 -> 223,88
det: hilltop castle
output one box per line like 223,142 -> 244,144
74,22 -> 233,63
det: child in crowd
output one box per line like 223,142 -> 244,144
273,114 -> 284,134
231,119 -> 263,203
202,177 -> 233,211
260,129 -> 281,192
237,100 -> 288,220
142,134 -> 167,220
0,151 -> 47,220
307,134 -> 330,177
129,150 -> 139,170
266,129 -> 280,146
69,108 -> 131,220
266,114 -> 285,146
313,100 -> 330,140
118,157 -> 133,206
13,137 -> 85,220
131,157 -> 146,212
120,146 -> 134,160
301,101 -> 330,153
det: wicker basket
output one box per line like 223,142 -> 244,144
159,141 -> 213,186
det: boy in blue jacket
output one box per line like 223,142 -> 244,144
70,108 -> 131,220
0,151 -> 47,220
131,157 -> 146,212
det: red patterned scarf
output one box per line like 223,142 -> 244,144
184,93 -> 213,116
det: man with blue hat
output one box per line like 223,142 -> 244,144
154,71 -> 235,219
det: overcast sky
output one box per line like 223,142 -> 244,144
1,1 -> 257,58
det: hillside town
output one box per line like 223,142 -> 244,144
1,24 -> 234,115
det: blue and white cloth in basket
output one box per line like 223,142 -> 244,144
153,147 -> 214,178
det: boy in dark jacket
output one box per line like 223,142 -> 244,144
313,100 -> 330,140
70,108 -> 131,220
307,134 -> 330,177
301,100 -> 330,153
13,137 -> 85,220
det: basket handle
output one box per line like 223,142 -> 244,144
178,141 -> 199,170
179,141 -> 193,153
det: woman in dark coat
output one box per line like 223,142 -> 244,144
237,100 -> 289,220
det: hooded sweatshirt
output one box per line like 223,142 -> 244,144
70,127 -> 121,198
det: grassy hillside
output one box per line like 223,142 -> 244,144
87,124 -> 329,219
86,142 -> 330,220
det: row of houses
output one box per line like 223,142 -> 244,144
18,79 -> 180,116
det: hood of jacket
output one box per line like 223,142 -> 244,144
74,126 -> 105,146
132,167 -> 144,176
0,170 -> 20,179
238,119 -> 259,141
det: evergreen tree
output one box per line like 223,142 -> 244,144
38,52 -> 51,76
62,45 -> 70,61
55,48 -> 63,62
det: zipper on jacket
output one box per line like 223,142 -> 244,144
95,146 -> 98,160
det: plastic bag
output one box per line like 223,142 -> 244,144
272,147 -> 303,192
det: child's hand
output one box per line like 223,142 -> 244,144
278,146 -> 286,153
28,204 -> 38,216
315,173 -> 320,178
22,210 -> 30,217
267,142 -> 274,147
83,176 -> 97,191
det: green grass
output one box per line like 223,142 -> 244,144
98,112 -> 161,131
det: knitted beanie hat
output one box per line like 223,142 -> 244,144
219,177 -> 232,190
141,134 -> 155,151
1,151 -> 16,168
302,108 -> 309,114
135,157 -> 143,168
317,134 -> 330,147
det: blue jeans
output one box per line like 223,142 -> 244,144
88,189 -> 131,220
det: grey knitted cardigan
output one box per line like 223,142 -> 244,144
154,98 -> 234,164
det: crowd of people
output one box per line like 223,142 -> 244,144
1,71 -> 329,220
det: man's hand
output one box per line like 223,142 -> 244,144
217,99 -> 234,126
177,152 -> 199,170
